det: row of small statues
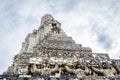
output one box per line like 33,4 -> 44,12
27,54 -> 120,77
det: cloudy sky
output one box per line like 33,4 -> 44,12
0,0 -> 120,74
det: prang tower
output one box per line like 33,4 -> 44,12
4,14 -> 117,78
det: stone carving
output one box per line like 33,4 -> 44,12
41,14 -> 54,26
4,14 -> 120,80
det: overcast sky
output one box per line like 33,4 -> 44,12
0,0 -> 120,74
